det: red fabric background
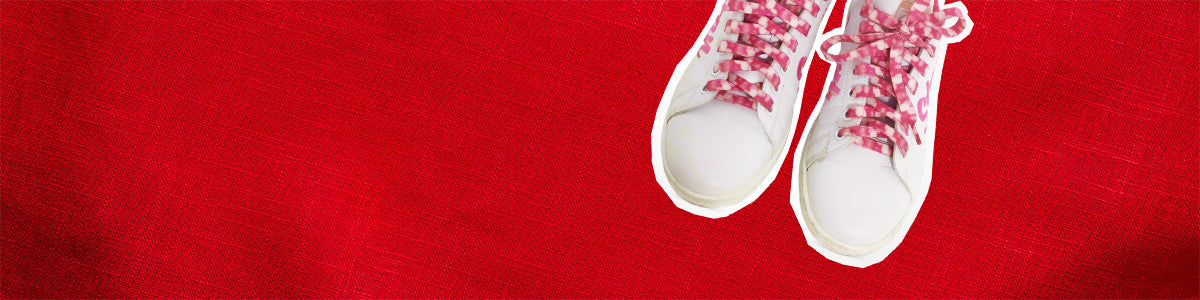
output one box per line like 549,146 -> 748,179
2,0 -> 1197,298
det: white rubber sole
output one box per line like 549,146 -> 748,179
790,0 -> 972,267
652,0 -> 835,219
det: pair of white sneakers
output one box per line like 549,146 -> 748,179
651,0 -> 972,267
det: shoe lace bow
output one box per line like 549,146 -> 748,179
819,0 -> 969,156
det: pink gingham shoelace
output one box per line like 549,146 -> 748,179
704,0 -> 822,112
820,0 -> 969,156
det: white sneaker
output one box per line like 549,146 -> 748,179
791,0 -> 972,266
652,0 -> 834,218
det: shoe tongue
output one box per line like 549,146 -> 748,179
842,0 -> 918,155
730,0 -> 781,92
845,0 -> 912,35
735,71 -> 765,83
880,0 -> 914,18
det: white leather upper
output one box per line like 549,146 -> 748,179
663,100 -> 771,197
800,0 -> 934,247
806,146 -> 909,245
660,0 -> 829,203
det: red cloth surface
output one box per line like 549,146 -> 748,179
2,0 -> 1197,298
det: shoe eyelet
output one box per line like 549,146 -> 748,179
707,72 -> 721,81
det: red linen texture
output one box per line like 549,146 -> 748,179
2,1 -> 1197,298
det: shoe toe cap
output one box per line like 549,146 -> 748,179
804,147 -> 910,246
663,101 -> 772,204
